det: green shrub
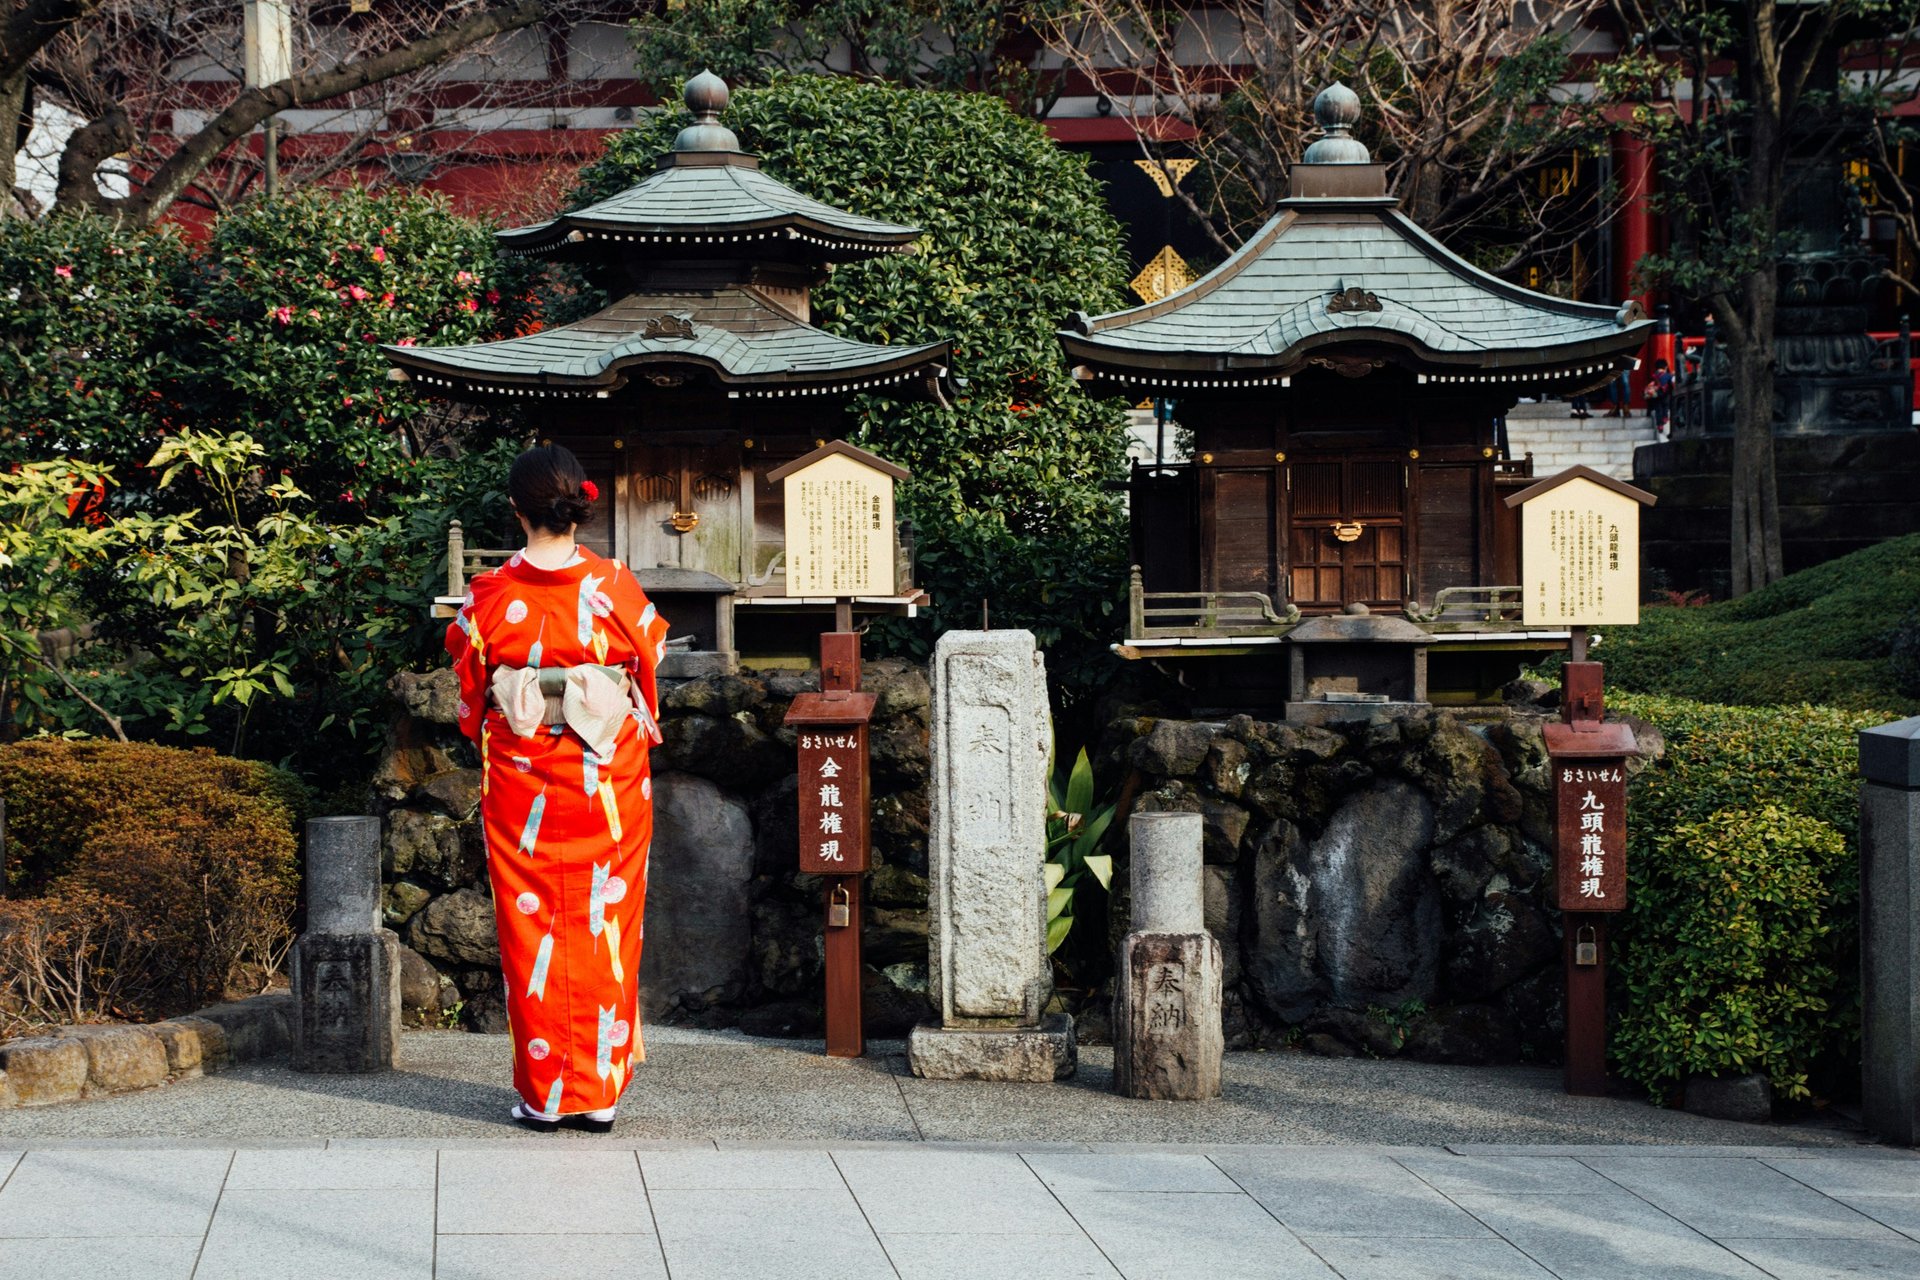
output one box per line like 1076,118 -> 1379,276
575,75 -> 1134,694
1597,534 -> 1920,712
1613,805 -> 1848,1102
1610,693 -> 1892,1101
0,738 -> 308,893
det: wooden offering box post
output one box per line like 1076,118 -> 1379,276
776,442 -> 911,1058
1505,465 -> 1655,1096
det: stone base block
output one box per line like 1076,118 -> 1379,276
291,929 -> 402,1074
907,1013 -> 1076,1082
1285,700 -> 1429,727
1114,931 -> 1223,1101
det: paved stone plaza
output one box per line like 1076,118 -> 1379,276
1,1029 -> 1915,1278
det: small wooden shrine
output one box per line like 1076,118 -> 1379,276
1061,83 -> 1653,707
391,72 -> 949,673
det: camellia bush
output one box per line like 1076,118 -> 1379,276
574,75 -> 1136,694
0,189 -> 522,781
1611,693 -> 1884,1103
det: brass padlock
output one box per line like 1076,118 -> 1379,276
1574,925 -> 1598,966
827,885 -> 852,929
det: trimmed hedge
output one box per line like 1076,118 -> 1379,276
1599,534 -> 1920,712
1611,693 -> 1890,1102
0,740 -> 304,1022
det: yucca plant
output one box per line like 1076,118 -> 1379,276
1045,747 -> 1115,954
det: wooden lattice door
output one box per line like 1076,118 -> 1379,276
1287,457 -> 1407,610
623,444 -> 745,578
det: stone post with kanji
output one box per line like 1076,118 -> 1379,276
1113,811 -> 1222,1101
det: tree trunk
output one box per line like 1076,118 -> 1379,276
1727,269 -> 1785,595
0,70 -> 26,217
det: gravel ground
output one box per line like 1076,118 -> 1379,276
0,1028 -> 1874,1148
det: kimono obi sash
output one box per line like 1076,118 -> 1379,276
489,664 -> 634,758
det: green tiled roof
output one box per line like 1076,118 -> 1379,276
383,287 -> 947,396
1062,200 -> 1651,378
495,158 -> 920,260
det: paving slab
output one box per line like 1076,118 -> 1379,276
225,1146 -> 436,1190
437,1148 -> 651,1235
1301,1236 -> 1557,1279
834,1149 -> 1081,1234
647,1186 -> 871,1240
0,1148 -> 228,1238
1057,1189 -> 1336,1278
432,1234 -> 669,1280
639,1148 -> 839,1190
1832,1197 -> 1920,1242
1022,1151 -> 1240,1194
654,1230 -> 898,1280
1214,1151 -> 1492,1237
1764,1155 -> 1920,1197
1582,1155 -> 1899,1240
1397,1153 -> 1619,1195
1718,1236 -> 1920,1279
193,1186 -> 434,1280
1451,1192 -> 1772,1278
0,1236 -> 202,1280
881,1231 -> 1123,1279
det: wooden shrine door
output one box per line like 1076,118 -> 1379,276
1287,456 -> 1407,610
623,444 -> 747,579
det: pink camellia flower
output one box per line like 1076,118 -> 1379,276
455,270 -> 475,284
346,285 -> 371,302
272,306 -> 294,325
461,298 -> 478,312
588,590 -> 615,618
486,289 -> 500,304
395,336 -> 417,347
380,291 -> 395,307
342,396 -> 354,407
370,246 -> 386,263
53,265 -> 72,278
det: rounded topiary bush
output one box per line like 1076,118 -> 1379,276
572,75 -> 1135,694
1613,804 -> 1848,1104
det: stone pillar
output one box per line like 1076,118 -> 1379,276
908,630 -> 1074,1081
1113,812 -> 1222,1101
291,816 -> 402,1073
1862,716 -> 1920,1144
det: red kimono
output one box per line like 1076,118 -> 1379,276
445,547 -> 670,1116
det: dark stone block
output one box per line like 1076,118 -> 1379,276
1403,1004 -> 1519,1065
1129,719 -> 1219,777
1683,1073 -> 1774,1123
291,930 -> 401,1074
738,999 -> 824,1039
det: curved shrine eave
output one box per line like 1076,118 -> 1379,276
383,288 -> 949,405
494,156 -> 923,264
1059,200 -> 1652,392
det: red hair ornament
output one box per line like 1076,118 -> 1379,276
581,480 -> 600,501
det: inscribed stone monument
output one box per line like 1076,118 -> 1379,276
1113,812 -> 1222,1100
291,816 -> 402,1073
909,630 -> 1074,1081
1862,715 -> 1920,1145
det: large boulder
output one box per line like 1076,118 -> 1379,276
405,888 -> 500,967
1444,891 -> 1558,1002
655,713 -> 789,791
1248,781 -> 1440,1017
639,771 -> 754,1015
389,668 -> 461,726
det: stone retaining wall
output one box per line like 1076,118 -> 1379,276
1097,699 -> 1663,1063
378,663 -> 934,1037
0,993 -> 291,1106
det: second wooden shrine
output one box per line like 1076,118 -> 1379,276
1062,84 -> 1653,707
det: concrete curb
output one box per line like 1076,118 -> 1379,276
0,992 -> 291,1107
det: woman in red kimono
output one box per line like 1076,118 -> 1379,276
445,445 -> 670,1132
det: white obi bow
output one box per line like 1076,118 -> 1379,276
488,665 -> 634,759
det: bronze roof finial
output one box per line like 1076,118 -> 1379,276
673,69 -> 742,153
1302,82 -> 1370,165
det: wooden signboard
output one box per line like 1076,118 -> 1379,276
766,441 -> 910,598
788,693 -> 876,875
1543,721 -> 1634,913
1503,465 -> 1656,628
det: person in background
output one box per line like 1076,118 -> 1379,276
1601,369 -> 1632,418
445,444 -> 672,1133
1646,358 -> 1674,438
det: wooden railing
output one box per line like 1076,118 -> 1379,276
1403,585 -> 1526,631
1127,567 -> 1301,639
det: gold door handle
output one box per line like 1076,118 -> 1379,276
1331,521 -> 1365,543
669,510 -> 700,533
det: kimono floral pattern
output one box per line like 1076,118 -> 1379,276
446,546 -> 670,1116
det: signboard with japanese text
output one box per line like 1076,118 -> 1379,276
1543,721 -> 1635,913
1505,466 -> 1655,628
767,442 -> 909,599
787,690 -> 877,875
